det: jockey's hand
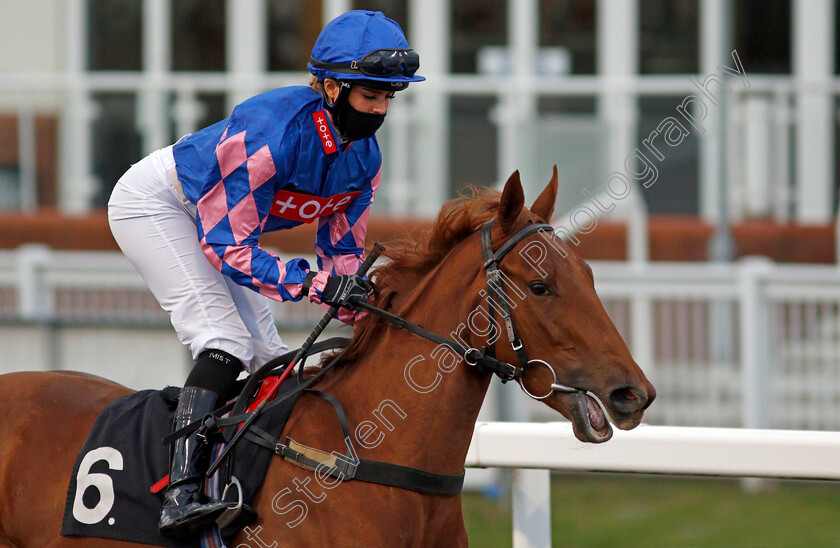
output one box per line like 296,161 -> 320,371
311,273 -> 371,310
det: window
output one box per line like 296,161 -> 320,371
640,0 -> 699,74
541,0 -> 596,75
451,0 -> 506,73
637,97 -> 699,214
353,1 -> 408,31
267,0 -> 309,71
449,96 -> 497,195
90,93 -> 141,208
734,0 -> 790,74
87,0 -> 142,71
0,167 -> 20,210
171,0 -> 226,71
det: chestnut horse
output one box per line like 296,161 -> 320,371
0,169 -> 654,547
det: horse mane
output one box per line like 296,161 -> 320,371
322,186 -> 503,368
373,186 -> 502,293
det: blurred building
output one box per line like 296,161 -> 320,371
2,1 -> 840,427
0,0 -> 836,261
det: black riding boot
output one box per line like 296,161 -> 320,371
158,386 -> 230,538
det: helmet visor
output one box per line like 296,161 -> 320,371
354,49 -> 419,78
310,49 -> 420,79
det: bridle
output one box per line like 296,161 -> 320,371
357,218 -> 586,401
479,219 -> 584,398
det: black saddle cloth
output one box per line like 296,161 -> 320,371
61,380 -> 301,547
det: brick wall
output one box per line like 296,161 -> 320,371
0,213 -> 834,263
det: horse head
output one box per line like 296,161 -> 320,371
481,167 -> 655,442
347,168 -> 655,446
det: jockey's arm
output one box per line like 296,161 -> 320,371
305,168 -> 379,321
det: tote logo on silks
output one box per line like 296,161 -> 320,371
313,111 -> 338,154
270,189 -> 362,223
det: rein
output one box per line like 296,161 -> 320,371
352,301 -> 522,381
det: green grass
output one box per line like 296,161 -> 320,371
462,473 -> 840,547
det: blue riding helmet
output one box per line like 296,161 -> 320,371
308,10 -> 425,90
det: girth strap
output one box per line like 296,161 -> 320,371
245,429 -> 465,496
245,430 -> 465,496
243,388 -> 466,497
350,459 -> 465,497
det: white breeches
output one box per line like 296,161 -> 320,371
107,146 -> 287,373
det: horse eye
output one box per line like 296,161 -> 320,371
529,281 -> 550,296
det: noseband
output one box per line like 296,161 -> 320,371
357,218 -> 585,401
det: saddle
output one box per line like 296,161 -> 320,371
59,340 -> 336,547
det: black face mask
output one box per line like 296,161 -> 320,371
336,102 -> 385,141
324,81 -> 386,142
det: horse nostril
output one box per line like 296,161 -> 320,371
644,384 -> 657,409
609,386 -> 647,414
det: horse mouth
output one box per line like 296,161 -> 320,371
568,391 -> 613,443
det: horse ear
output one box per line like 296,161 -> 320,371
498,170 -> 525,231
530,165 -> 559,222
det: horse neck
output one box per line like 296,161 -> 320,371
324,243 -> 493,474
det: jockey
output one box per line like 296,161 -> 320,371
107,10 -> 424,539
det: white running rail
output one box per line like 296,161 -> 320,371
466,422 -> 840,548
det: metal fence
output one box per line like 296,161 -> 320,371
589,258 -> 840,431
0,244 -> 327,328
2,245 -> 840,431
